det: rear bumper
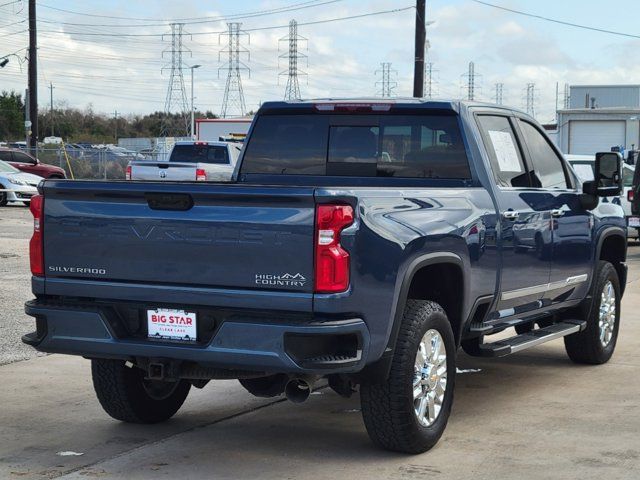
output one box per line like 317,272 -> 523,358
22,300 -> 370,375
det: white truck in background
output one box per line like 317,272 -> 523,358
127,141 -> 242,182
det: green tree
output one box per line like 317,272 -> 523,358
0,90 -> 25,141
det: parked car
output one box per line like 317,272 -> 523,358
23,100 -> 627,454
566,154 -> 637,238
0,148 -> 66,179
127,141 -> 241,182
0,159 -> 40,206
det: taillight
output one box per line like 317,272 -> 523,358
314,204 -> 354,293
196,168 -> 207,181
628,190 -> 634,202
29,195 -> 44,277
125,165 -> 131,180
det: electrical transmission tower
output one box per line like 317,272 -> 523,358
375,62 -> 397,98
279,20 -> 307,100
219,23 -> 250,118
424,62 -> 437,99
525,83 -> 536,117
162,23 -> 191,137
494,83 -> 504,105
462,61 -> 480,101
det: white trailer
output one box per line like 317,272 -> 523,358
196,118 -> 252,142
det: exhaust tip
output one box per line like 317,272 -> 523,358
285,378 -> 312,403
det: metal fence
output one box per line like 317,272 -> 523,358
19,145 -> 162,180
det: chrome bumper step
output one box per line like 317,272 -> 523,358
478,320 -> 587,358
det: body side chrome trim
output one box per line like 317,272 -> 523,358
501,274 -> 588,301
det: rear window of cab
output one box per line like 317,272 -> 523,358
240,114 -> 471,179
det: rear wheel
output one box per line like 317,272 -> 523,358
91,359 -> 191,423
564,261 -> 621,364
360,300 -> 455,453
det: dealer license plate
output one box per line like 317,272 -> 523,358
629,217 -> 640,227
147,308 -> 197,342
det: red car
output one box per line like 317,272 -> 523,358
0,148 -> 66,179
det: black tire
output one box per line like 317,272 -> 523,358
360,300 -> 456,454
91,359 -> 191,423
238,374 -> 288,398
0,191 -> 7,207
564,261 -> 621,364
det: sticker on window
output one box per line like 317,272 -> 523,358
488,130 -> 521,172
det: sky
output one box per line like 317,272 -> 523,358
1,0 -> 639,124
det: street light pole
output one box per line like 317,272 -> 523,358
190,64 -> 202,139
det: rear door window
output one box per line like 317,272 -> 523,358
0,151 -> 13,162
241,113 -> 470,179
171,145 -> 230,165
477,115 -> 530,188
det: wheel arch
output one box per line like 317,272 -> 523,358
596,227 -> 627,296
357,252 -> 468,383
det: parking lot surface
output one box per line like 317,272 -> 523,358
1,205 -> 639,479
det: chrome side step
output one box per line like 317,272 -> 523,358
478,320 -> 587,358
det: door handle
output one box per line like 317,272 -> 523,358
550,209 -> 564,218
502,211 -> 519,221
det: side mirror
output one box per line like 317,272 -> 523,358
593,151 -> 623,196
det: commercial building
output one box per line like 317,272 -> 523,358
557,85 -> 640,155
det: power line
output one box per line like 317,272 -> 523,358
472,0 -> 640,40
219,22 -> 249,118
35,6 -> 415,37
35,0 -> 335,24
35,0 -> 343,28
279,19 -> 307,100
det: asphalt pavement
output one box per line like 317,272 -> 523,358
1,204 -> 639,479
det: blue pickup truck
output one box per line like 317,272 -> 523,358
23,99 -> 627,454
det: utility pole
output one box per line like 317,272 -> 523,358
113,111 -> 118,143
279,20 -> 307,101
189,64 -> 201,138
494,83 -> 504,105
219,23 -> 250,118
555,82 -> 559,122
25,88 -> 30,148
376,62 -> 397,98
49,82 -> 54,137
413,0 -> 426,97
28,0 -> 38,149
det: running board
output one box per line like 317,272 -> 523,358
478,320 -> 586,358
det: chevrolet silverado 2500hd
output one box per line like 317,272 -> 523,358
23,99 -> 627,454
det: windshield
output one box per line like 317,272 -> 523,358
170,144 -> 230,164
241,113 -> 471,178
0,160 -> 19,173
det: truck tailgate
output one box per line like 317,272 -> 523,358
130,161 -> 197,181
41,180 -> 316,293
